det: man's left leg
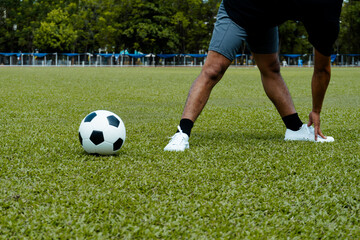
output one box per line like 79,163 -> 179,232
253,52 -> 303,131
253,52 -> 334,142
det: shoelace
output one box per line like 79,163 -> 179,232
297,125 -> 313,140
305,125 -> 313,135
168,126 -> 187,145
306,125 -> 323,140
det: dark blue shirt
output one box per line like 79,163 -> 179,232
223,0 -> 343,29
223,0 -> 343,55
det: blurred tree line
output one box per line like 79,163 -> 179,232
0,0 -> 359,54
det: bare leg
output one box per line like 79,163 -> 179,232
253,52 -> 296,117
181,51 -> 232,122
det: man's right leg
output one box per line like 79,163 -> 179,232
163,51 -> 231,151
164,0 -> 244,151
181,51 -> 232,122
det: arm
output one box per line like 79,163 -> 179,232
308,49 -> 331,140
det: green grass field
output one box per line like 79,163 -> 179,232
1,66 -> 359,238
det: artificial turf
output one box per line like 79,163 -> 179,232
0,66 -> 359,238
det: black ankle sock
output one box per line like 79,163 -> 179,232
282,113 -> 303,131
178,118 -> 194,137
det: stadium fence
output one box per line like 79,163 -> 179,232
0,52 -> 359,67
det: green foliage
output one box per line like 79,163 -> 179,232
0,67 -> 359,238
0,0 -> 20,51
119,0 -> 179,53
0,0 -> 359,53
279,21 -> 312,54
338,0 -> 360,53
34,8 -> 78,52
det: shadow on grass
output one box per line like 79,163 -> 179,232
77,149 -> 128,160
192,130 -> 283,146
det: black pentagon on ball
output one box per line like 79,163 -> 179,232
79,132 -> 83,145
113,138 -> 124,151
107,115 -> 120,128
90,130 -> 104,145
84,112 -> 97,122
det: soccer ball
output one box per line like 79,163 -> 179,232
78,110 -> 126,155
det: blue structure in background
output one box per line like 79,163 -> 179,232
0,52 -> 359,67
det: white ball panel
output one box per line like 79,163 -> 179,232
104,124 -> 126,143
82,139 -> 97,154
90,116 -> 109,130
79,122 -> 94,139
95,141 -> 115,155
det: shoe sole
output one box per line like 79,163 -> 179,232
284,137 -> 335,142
164,144 -> 189,151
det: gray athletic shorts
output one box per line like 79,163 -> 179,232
209,1 -> 279,61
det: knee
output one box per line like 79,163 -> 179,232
259,59 -> 281,77
201,62 -> 227,82
314,65 -> 331,79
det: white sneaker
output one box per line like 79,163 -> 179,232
164,126 -> 190,151
284,124 -> 334,142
